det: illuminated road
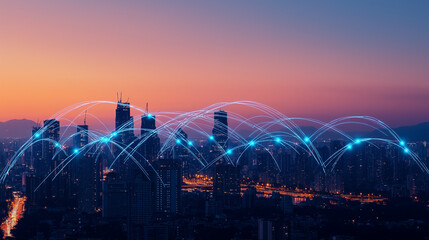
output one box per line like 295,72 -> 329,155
183,176 -> 387,204
1,192 -> 26,238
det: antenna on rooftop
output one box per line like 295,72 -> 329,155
84,110 -> 87,125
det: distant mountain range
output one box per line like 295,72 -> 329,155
0,119 -> 38,139
368,122 -> 429,142
0,119 -> 428,141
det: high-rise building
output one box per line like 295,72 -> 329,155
212,110 -> 228,149
40,119 -> 60,176
213,164 -> 241,209
23,172 -> 41,207
31,127 -> 42,170
173,128 -> 189,160
127,171 -> 153,239
140,106 -> 160,162
115,100 -> 134,144
114,99 -> 137,178
75,125 -> 89,148
102,171 -> 128,220
33,119 -> 61,207
153,159 -> 182,220
74,124 -> 98,213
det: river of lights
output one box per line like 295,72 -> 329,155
1,100 -> 427,186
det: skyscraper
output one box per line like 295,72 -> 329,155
173,128 -> 189,160
140,106 -> 160,162
212,110 -> 228,149
74,124 -> 98,213
75,124 -> 89,148
102,171 -> 128,220
114,98 -> 136,178
127,171 -> 153,239
153,159 -> 182,220
115,99 -> 134,145
40,119 -> 60,176
31,127 -> 42,171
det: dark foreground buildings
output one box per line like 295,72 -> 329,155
4,101 -> 429,239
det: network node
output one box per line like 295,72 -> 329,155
226,149 -> 233,155
400,141 -> 405,146
34,133 -> 41,138
404,148 -> 410,154
304,137 -> 310,143
209,135 -> 215,141
147,113 -> 153,118
249,140 -> 255,146
355,138 -> 361,144
275,137 -> 281,143
112,131 -> 118,137
176,139 -> 181,144
73,148 -> 79,154
55,143 -> 60,147
347,144 -> 352,150
188,141 -> 193,146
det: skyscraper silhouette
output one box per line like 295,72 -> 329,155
115,99 -> 134,145
212,110 -> 228,149
140,105 -> 160,162
74,123 -> 98,213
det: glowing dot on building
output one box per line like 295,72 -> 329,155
249,140 -> 255,146
147,113 -> 153,118
112,132 -> 118,137
227,149 -> 233,155
176,139 -> 181,144
404,148 -> 410,154
34,133 -> 41,138
347,144 -> 352,150
55,143 -> 60,147
304,137 -> 310,143
73,148 -> 79,154
400,141 -> 405,146
355,138 -> 361,144
188,141 -> 193,146
275,137 -> 281,143
101,137 -> 109,143
209,135 -> 214,141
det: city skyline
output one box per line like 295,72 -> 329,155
1,2 -> 429,239
1,1 -> 429,125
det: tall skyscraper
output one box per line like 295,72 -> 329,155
212,110 -> 228,149
32,119 -> 61,207
40,119 -> 60,176
74,124 -> 98,213
75,124 -> 89,148
140,105 -> 160,162
31,127 -> 42,171
115,99 -> 134,145
114,98 -> 137,178
173,128 -> 189,160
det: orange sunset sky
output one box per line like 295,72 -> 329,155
1,1 -> 428,126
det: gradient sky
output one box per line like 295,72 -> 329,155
1,1 -> 428,126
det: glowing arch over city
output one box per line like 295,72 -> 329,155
1,100 -> 427,185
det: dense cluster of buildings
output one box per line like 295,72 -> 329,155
1,100 -> 429,239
